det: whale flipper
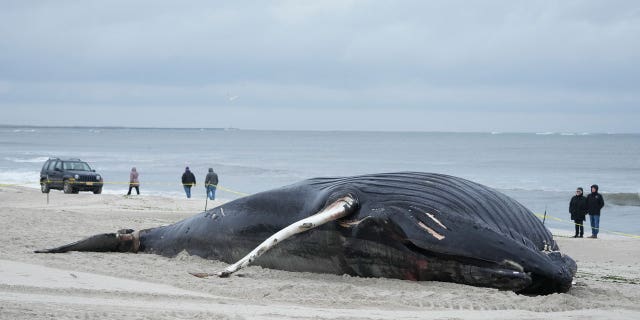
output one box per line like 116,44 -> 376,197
192,195 -> 357,278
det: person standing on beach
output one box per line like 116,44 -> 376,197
586,184 -> 605,238
205,168 -> 219,200
569,187 -> 587,238
181,167 -> 196,198
127,167 -> 140,195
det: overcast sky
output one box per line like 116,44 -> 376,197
0,1 -> 639,132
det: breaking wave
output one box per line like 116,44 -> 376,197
0,170 -> 40,187
4,156 -> 49,163
605,193 -> 640,207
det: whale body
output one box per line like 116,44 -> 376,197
37,172 -> 577,294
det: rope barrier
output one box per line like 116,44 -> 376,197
533,212 -> 640,239
0,183 -> 17,187
0,180 -> 251,197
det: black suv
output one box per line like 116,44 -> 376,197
40,158 -> 104,194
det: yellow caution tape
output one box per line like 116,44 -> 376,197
0,180 -> 251,197
534,213 -> 640,239
215,185 -> 250,197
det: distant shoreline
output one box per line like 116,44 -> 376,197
1,124 -> 638,135
0,124 -> 239,131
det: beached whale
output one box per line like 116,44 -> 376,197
35,172 -> 576,294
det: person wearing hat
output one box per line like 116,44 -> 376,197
586,184 -> 605,238
569,187 -> 587,238
181,167 -> 196,198
204,168 -> 219,200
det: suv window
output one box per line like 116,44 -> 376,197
54,161 -> 62,171
47,160 -> 56,171
63,161 -> 91,171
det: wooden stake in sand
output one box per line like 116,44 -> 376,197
190,195 -> 357,278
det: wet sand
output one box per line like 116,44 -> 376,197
1,186 -> 639,319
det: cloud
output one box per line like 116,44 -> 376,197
0,1 -> 639,131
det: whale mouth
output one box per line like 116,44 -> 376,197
398,240 -> 533,292
398,237 -> 576,295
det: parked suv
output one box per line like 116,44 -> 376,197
40,158 -> 104,194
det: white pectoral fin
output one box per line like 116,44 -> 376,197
192,195 -> 357,279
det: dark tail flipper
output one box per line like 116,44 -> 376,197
34,229 -> 140,253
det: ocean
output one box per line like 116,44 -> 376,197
1,125 -> 639,236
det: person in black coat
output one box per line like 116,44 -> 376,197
204,168 -> 219,200
181,167 -> 196,198
569,187 -> 588,238
586,184 -> 605,238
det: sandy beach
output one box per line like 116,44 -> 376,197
1,186 -> 639,320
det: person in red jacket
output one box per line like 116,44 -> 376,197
127,167 -> 140,195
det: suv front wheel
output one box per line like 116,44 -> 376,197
40,180 -> 50,193
63,180 -> 74,194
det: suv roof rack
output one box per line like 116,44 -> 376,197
48,157 -> 82,161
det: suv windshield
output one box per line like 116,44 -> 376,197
63,161 -> 92,171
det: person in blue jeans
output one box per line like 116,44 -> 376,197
586,184 -> 605,238
204,168 -> 219,200
181,167 -> 196,198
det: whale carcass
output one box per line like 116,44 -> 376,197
36,172 -> 577,294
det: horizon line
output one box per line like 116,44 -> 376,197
1,124 -> 638,135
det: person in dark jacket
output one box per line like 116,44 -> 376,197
204,168 -> 219,200
586,184 -> 605,238
569,187 -> 587,238
181,167 -> 196,198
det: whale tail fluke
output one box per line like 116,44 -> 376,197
34,229 -> 140,253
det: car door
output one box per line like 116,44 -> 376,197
50,160 -> 64,188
